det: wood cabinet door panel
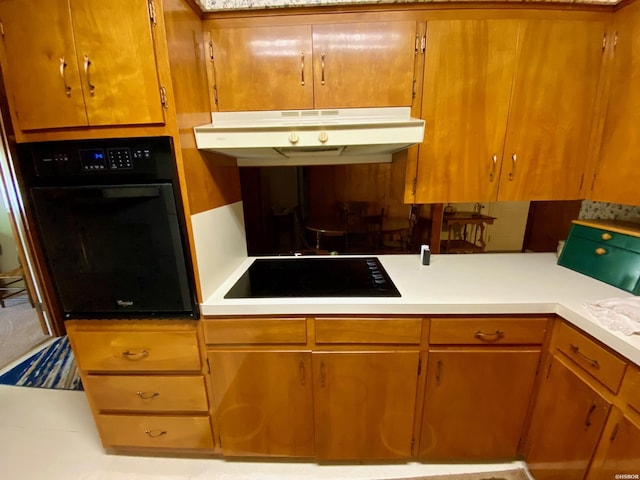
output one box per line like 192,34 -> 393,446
211,25 -> 314,111
415,19 -> 517,203
0,0 -> 88,129
592,2 -> 640,205
69,0 -> 164,126
499,18 -> 606,201
596,413 -> 640,478
312,22 -> 416,109
208,351 -> 314,457
419,348 -> 540,459
313,351 -> 419,460
526,355 -> 611,480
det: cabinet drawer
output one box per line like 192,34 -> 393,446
570,223 -> 640,253
84,375 -> 208,413
203,318 -> 307,345
554,321 -> 627,393
97,414 -> 214,450
429,317 -> 548,345
70,331 -> 201,372
314,318 -> 422,344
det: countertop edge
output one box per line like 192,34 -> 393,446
199,253 -> 640,366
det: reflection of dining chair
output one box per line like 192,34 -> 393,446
337,201 -> 383,253
291,206 -> 330,255
382,204 -> 422,253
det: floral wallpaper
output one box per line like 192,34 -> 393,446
579,200 -> 640,222
195,0 -> 617,11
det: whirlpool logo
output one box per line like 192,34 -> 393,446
117,300 -> 134,307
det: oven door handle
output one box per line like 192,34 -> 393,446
101,187 -> 161,199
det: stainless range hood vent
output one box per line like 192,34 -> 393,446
193,107 -> 425,167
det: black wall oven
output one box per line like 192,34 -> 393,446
18,136 -> 198,320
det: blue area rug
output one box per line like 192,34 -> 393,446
0,336 -> 83,390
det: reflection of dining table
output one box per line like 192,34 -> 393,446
382,217 -> 411,234
306,216 -> 411,250
306,216 -> 348,249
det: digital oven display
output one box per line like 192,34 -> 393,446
79,149 -> 107,171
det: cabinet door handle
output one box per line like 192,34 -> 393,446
299,359 -> 306,386
508,153 -> 517,181
435,359 -> 443,386
300,53 -> 305,86
320,52 -> 325,86
320,361 -> 326,388
145,429 -> 167,438
136,391 -> 159,400
595,247 -> 607,256
489,154 -> 497,181
122,350 -> 149,360
601,233 -> 612,241
59,57 -> 71,97
569,344 -> 600,369
585,403 -> 597,428
83,54 -> 95,96
474,330 -> 505,341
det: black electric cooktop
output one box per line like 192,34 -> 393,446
224,257 -> 401,298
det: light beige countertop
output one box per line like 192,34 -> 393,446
201,252 -> 640,366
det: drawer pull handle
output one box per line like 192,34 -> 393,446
145,429 -> 167,438
601,233 -> 612,241
569,344 -> 600,369
474,330 -> 505,341
585,403 -> 597,428
122,350 -> 149,360
595,247 -> 607,255
136,391 -> 159,400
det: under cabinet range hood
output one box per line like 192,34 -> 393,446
193,107 -> 425,167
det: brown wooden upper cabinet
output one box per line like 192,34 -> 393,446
413,16 -> 608,203
208,21 -> 419,111
591,0 -> 640,206
0,0 -> 165,131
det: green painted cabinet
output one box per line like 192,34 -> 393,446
558,220 -> 640,294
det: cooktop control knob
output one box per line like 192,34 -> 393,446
289,132 -> 299,144
318,131 -> 329,143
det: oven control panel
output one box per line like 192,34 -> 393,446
20,137 -> 175,183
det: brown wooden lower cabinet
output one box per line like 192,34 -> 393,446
591,411 -> 640,479
312,351 -> 419,460
419,348 -> 540,460
208,350 -> 314,457
67,320 -> 215,453
525,354 -> 611,480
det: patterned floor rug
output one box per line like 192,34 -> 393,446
0,336 -> 83,390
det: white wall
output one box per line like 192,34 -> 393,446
190,201 -> 248,302
0,185 -> 19,273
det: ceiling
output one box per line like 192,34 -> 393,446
195,0 -> 619,12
